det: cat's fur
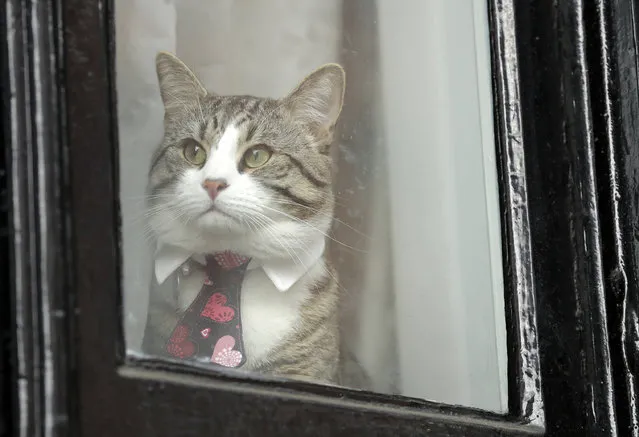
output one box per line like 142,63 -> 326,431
141,52 -> 368,387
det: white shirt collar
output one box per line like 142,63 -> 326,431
154,238 -> 325,292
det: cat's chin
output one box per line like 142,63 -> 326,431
157,226 -> 251,255
195,208 -> 245,230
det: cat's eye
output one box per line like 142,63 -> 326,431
243,145 -> 272,169
182,139 -> 207,166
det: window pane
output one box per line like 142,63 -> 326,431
116,0 -> 507,413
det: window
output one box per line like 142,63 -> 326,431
117,0 -> 507,411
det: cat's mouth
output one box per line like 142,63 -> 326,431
199,205 -> 238,222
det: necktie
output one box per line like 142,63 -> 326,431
165,251 -> 250,368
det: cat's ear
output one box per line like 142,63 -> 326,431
155,52 -> 207,112
284,64 -> 345,132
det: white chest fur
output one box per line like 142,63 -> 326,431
176,259 -> 325,368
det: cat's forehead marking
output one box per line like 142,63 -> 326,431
216,124 -> 241,153
200,123 -> 241,181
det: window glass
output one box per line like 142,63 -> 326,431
116,0 -> 507,413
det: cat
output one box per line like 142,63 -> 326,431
141,52 -> 369,388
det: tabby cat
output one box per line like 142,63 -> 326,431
141,52 -> 367,388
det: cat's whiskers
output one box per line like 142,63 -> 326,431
124,197 -> 189,227
222,200 -> 306,268
247,210 -> 307,270
217,197 -> 364,259
265,197 -> 371,241
123,193 -> 177,201
255,203 -> 367,254
144,200 -> 198,242
252,218 -> 349,296
247,215 -> 305,270
222,200 -> 348,293
122,190 -> 191,224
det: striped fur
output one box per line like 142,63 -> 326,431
142,52 -> 368,387
253,268 -> 340,381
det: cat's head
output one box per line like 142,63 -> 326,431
147,52 -> 345,261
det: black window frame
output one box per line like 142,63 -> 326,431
2,0 -> 638,436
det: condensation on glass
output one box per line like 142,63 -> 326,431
115,0 -> 507,413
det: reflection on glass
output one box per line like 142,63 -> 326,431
116,0 -> 507,412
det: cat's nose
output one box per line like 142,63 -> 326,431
202,178 -> 229,201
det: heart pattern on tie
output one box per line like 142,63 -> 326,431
212,335 -> 243,367
166,325 -> 196,359
200,292 -> 235,323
